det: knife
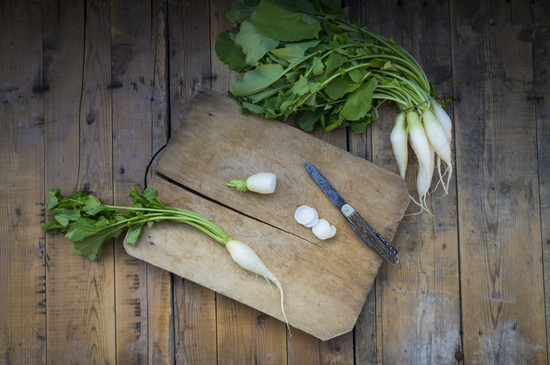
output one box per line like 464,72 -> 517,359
304,162 -> 399,264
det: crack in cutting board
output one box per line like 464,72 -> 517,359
124,89 -> 409,340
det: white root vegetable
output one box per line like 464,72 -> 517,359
226,172 -> 277,194
430,99 -> 452,143
225,239 -> 289,329
407,111 -> 434,213
422,109 -> 453,193
294,205 -> 319,227
312,219 -> 336,240
390,112 -> 408,179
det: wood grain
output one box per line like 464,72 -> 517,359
452,0 -> 547,363
0,2 -> 45,363
534,0 -> 550,357
3,0 -> 549,363
46,0 -> 116,363
43,1 -> 87,362
362,0 -> 463,363
111,0 -> 173,362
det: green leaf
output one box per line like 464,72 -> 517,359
225,0 -> 258,25
241,101 -> 266,115
290,75 -> 309,96
324,52 -> 348,75
235,21 -> 279,66
311,57 -> 324,75
215,31 -> 249,72
45,189 -> 60,210
83,194 -> 105,215
348,68 -> 368,83
270,46 -> 305,63
252,0 -> 321,42
66,217 -> 125,261
125,223 -> 145,246
339,78 -> 378,121
295,109 -> 323,131
232,63 -> 285,96
325,75 -> 360,100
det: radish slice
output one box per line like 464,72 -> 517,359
312,219 -> 336,240
294,205 -> 319,227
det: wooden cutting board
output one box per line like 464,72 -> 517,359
124,89 -> 409,340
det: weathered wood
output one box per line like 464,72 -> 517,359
534,0 -> 550,358
111,0 -> 172,363
0,2 -> 45,363
169,1 -> 219,363
43,0 -> 116,363
42,1 -> 85,361
125,90 -> 409,340
146,1 -> 174,363
452,0 -> 547,363
210,1 -> 289,362
217,295 -> 287,365
358,1 -> 463,363
3,0 -> 550,362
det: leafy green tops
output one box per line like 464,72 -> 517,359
215,0 -> 435,133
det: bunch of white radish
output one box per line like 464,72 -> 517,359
390,99 -> 453,213
295,205 -> 336,240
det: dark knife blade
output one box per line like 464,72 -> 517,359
304,162 -> 399,264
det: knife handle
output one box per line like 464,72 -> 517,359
342,204 -> 399,264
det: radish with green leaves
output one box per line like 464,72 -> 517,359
226,172 -> 277,194
42,187 -> 289,328
216,0 -> 455,213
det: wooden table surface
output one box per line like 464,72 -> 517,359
1,0 -> 549,363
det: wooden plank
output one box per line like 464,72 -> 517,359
124,92 -> 409,341
533,0 -> 550,357
344,2 -> 378,363
168,1 -> 219,364
452,0 -> 547,362
209,0 -> 288,362
43,0 -> 116,362
146,1 -> 173,363
357,0 -> 463,363
0,2 -> 45,363
110,0 -> 172,362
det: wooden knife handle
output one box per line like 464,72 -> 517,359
343,204 -> 399,263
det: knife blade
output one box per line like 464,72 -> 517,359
304,162 -> 399,264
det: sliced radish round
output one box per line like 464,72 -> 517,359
294,205 -> 319,227
312,219 -> 336,240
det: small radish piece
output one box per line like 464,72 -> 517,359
407,111 -> 434,212
390,111 -> 408,179
422,109 -> 453,194
430,99 -> 452,143
312,219 -> 336,240
225,239 -> 289,328
294,205 -> 319,227
226,172 -> 277,194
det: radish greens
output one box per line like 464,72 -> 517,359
216,0 -> 455,212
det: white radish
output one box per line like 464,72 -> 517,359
422,109 -> 453,193
225,239 -> 289,329
430,99 -> 452,143
390,111 -> 408,179
294,205 -> 319,227
312,219 -> 336,240
226,172 -> 277,194
407,111 -> 434,212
